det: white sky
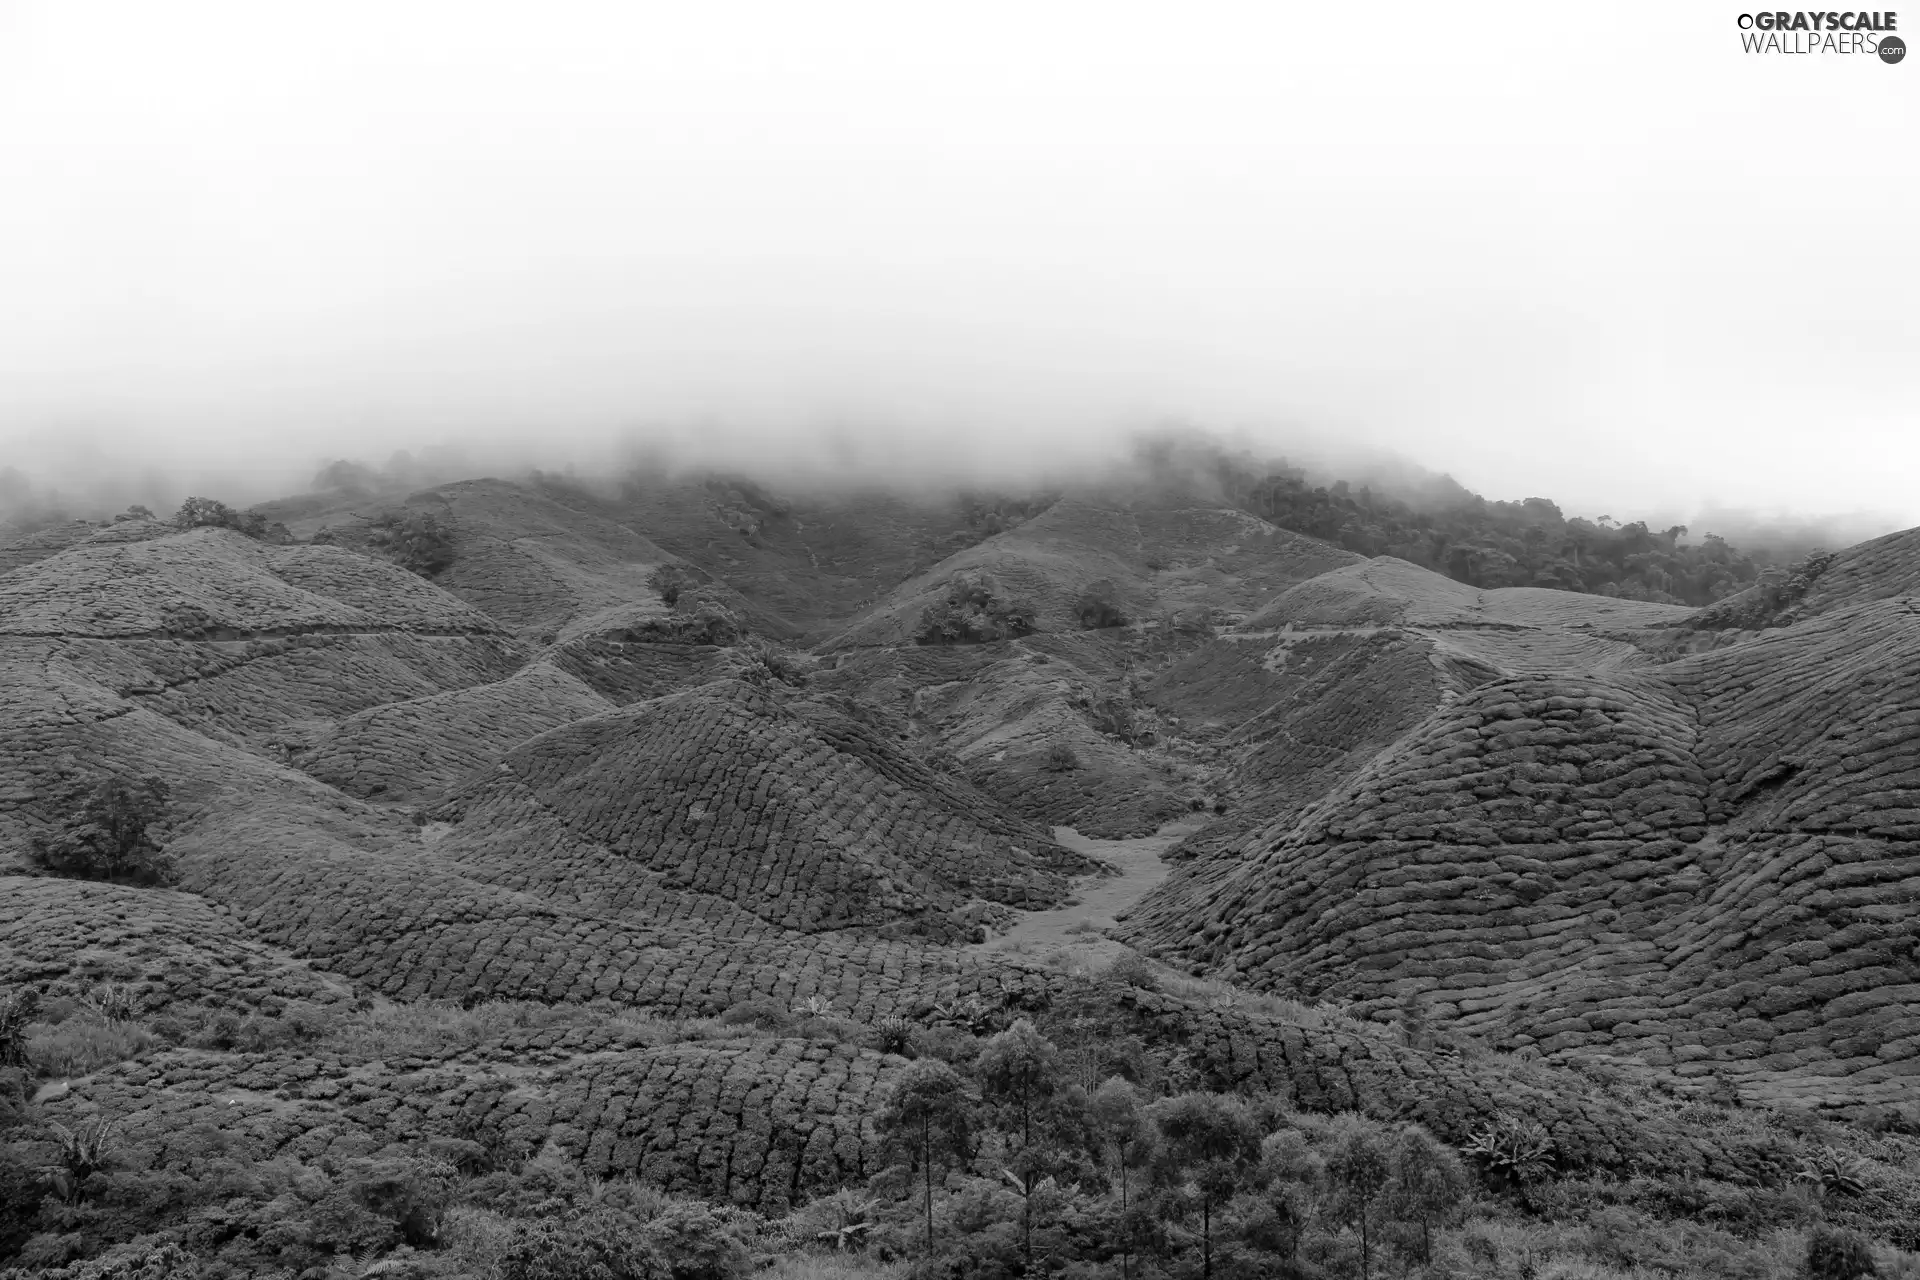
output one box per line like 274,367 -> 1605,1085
0,1 -> 1914,527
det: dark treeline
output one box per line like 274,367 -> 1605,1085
1136,441 -> 1784,607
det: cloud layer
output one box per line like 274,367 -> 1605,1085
1,2 -> 1912,535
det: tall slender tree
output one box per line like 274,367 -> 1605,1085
975,1019 -> 1066,1270
1148,1093 -> 1263,1280
1090,1078 -> 1158,1280
876,1058 -> 973,1253
1323,1114 -> 1394,1280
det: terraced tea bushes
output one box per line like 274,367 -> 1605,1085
1244,556 -> 1695,632
1128,610 -> 1920,1114
0,879 -> 352,1018
825,498 -> 1361,650
1688,527 -> 1920,631
429,679 -> 1091,937
295,661 -> 612,801
34,1037 -> 897,1214
0,528 -> 504,640
548,633 -> 742,705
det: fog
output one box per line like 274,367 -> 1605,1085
1,2 -> 1914,541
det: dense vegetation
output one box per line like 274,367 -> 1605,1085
1,963 -> 1915,1279
173,499 -> 290,545
1130,441 -> 1789,606
25,778 -> 175,888
916,571 -> 1038,645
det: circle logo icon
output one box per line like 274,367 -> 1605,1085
1881,34 -> 1907,63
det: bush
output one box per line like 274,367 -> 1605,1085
742,637 -> 809,688
1046,742 -> 1080,773
648,564 -> 700,606
500,1209 -> 671,1280
365,509 -> 456,576
27,776 -> 176,886
717,999 -> 796,1034
628,589 -> 742,646
638,1201 -> 754,1279
174,496 -> 272,539
1809,1227 -> 1879,1280
916,571 -> 1037,646
1073,579 -> 1128,630
0,989 -> 36,1069
872,1015 -> 918,1057
1098,952 -> 1159,992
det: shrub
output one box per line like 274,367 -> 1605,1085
27,776 -> 176,886
499,1209 -> 671,1280
1073,579 -> 1128,630
628,589 -> 742,646
637,1200 -> 754,1279
1461,1112 -> 1555,1192
338,1155 -> 459,1248
365,510 -> 455,576
1098,952 -> 1159,992
45,1115 -> 118,1202
0,989 -> 36,1069
743,637 -> 809,688
872,1015 -> 918,1057
718,999 -> 796,1034
174,495 -> 270,539
1797,1149 -> 1870,1198
1808,1226 -> 1879,1279
915,571 -> 1038,646
1045,742 -> 1080,773
648,564 -> 700,606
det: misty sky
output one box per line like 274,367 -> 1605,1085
0,2 -> 1914,528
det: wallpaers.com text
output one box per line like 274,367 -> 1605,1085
1737,10 -> 1905,57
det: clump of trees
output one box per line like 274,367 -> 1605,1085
26,776 -> 176,886
172,497 -> 290,543
868,1017 -> 1477,1279
1687,550 -> 1839,631
312,508 -> 458,576
1074,579 -> 1128,630
364,510 -> 456,577
626,585 -> 743,647
647,563 -> 701,606
1134,437 -> 1786,606
916,571 -> 1038,645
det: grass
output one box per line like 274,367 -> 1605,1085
761,1255 -> 910,1280
26,1017 -> 153,1077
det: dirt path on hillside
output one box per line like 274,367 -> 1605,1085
972,815 -> 1209,970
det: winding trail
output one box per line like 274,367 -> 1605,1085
972,815 -> 1209,968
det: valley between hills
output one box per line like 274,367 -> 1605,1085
2,456 -> 1918,1279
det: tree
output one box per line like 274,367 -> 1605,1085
1074,579 -> 1128,629
1322,1114 -> 1393,1280
1253,1127 -> 1323,1265
975,1018 -> 1071,1269
877,1058 -> 974,1253
365,509 -> 456,576
1090,1078 -> 1158,1280
28,775 -> 175,885
1148,1092 -> 1263,1280
648,563 -> 700,606
1389,1125 -> 1469,1266
174,496 -> 270,539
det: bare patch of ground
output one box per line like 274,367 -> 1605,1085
971,813 -> 1210,969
